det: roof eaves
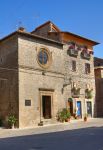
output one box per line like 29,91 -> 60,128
0,31 -> 18,43
62,31 -> 99,45
18,31 -> 63,45
0,30 -> 63,46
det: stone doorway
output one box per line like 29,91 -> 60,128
42,96 -> 51,119
87,101 -> 92,117
77,101 -> 82,118
39,89 -> 54,120
68,101 -> 73,116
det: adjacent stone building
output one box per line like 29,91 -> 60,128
0,21 -> 99,128
94,57 -> 103,117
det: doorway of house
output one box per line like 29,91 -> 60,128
77,101 -> 82,118
42,96 -> 51,119
87,101 -> 92,117
68,101 -> 73,116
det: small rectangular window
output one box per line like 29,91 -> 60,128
85,63 -> 90,74
72,60 -> 76,71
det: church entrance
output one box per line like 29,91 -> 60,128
39,89 -> 54,120
42,96 -> 51,119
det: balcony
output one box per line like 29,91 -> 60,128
71,87 -> 80,98
67,49 -> 78,57
85,89 -> 93,99
81,52 -> 91,60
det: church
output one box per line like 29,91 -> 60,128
0,21 -> 99,128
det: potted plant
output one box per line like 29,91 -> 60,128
38,121 -> 43,126
65,111 -> 71,122
84,114 -> 88,122
57,109 -> 66,122
57,108 -> 71,122
8,115 -> 17,129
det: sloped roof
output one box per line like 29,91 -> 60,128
94,57 -> 103,67
48,31 -> 99,46
61,31 -> 99,45
32,21 -> 99,46
31,20 -> 61,33
0,30 -> 63,46
0,21 -> 99,47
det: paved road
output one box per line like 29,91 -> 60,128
0,119 -> 103,150
0,124 -> 103,150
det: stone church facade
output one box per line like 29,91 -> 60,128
0,21 -> 99,128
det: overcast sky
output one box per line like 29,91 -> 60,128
0,0 -> 103,58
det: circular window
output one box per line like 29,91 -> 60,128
37,48 -> 51,68
38,50 -> 48,65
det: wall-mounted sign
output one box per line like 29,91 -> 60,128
25,100 -> 31,106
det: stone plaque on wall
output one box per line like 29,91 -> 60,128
25,100 -> 31,106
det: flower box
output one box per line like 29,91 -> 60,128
72,94 -> 80,98
81,52 -> 91,60
85,89 -> 93,99
71,87 -> 80,98
68,49 -> 78,57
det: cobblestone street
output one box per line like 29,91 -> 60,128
0,118 -> 103,150
0,118 -> 103,138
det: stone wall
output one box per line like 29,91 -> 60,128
17,34 -> 95,128
101,70 -> 103,78
63,44 -> 95,117
94,57 -> 103,117
0,35 -> 19,127
95,66 -> 103,117
0,31 -> 96,128
32,23 -> 51,38
95,78 -> 103,117
18,35 -> 65,128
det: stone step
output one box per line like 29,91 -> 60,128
42,119 -> 57,125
